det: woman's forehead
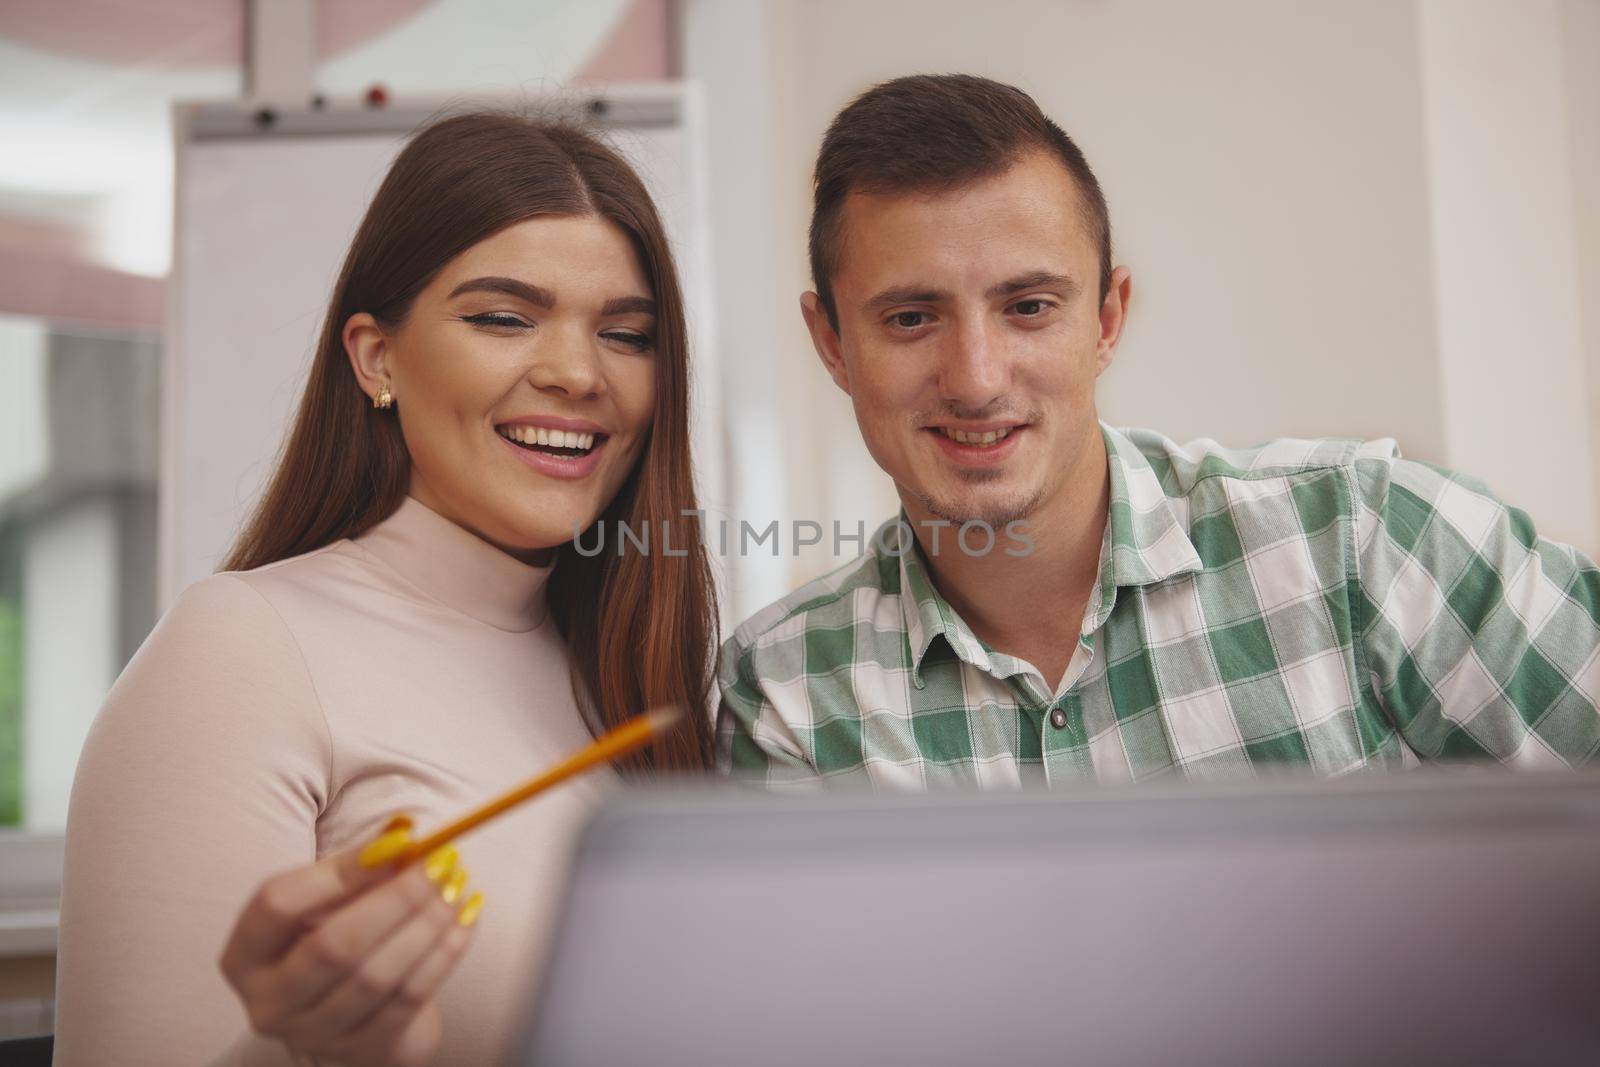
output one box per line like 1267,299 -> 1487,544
437,215 -> 651,299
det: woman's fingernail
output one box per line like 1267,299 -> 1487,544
423,845 -> 459,885
457,891 -> 485,928
359,828 -> 412,869
441,867 -> 469,905
380,813 -> 415,836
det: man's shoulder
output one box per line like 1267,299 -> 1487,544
722,517 -> 906,668
1114,425 -> 1403,499
1118,426 -> 1488,560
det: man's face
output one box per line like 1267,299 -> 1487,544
803,150 -> 1130,531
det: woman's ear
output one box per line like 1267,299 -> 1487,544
343,312 -> 393,403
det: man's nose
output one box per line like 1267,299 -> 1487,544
937,317 -> 1009,409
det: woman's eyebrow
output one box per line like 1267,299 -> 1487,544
448,276 -> 556,307
601,295 -> 657,316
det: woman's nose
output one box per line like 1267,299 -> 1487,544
527,328 -> 605,399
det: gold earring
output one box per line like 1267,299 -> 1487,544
374,383 -> 394,410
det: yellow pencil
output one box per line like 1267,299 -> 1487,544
360,706 -> 681,869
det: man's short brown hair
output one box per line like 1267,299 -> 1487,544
808,73 -> 1112,331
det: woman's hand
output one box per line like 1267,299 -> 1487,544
219,817 -> 485,1067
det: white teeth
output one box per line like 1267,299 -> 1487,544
942,427 -> 1011,445
498,425 -> 599,452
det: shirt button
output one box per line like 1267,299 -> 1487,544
1050,707 -> 1068,730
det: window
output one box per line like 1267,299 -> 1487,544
0,314 -> 160,832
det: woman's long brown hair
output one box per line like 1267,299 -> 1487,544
222,112 -> 717,775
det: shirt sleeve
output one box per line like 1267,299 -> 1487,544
714,635 -> 822,789
1354,452 -> 1600,765
54,575 -> 333,1066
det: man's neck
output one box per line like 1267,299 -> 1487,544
905,425 -> 1111,688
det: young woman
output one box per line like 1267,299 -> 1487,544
53,112 -> 718,1065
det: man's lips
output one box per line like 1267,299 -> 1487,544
924,424 -> 1026,467
926,421 -> 1026,434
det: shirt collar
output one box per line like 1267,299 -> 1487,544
899,423 -> 1202,683
895,520 -> 1006,687
1092,422 -> 1204,625
353,495 -> 553,633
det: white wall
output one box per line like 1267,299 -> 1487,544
682,1 -> 796,622
1420,0 -> 1597,551
1561,0 -> 1600,552
687,0 -> 1600,598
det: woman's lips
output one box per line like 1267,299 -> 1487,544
497,430 -> 609,480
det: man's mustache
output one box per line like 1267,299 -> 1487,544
916,403 -> 1043,424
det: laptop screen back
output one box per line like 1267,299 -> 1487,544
523,772 -> 1600,1067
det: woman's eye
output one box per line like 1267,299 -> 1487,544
602,330 -> 654,351
461,312 -> 531,330
889,311 -> 928,330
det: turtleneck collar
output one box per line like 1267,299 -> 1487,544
352,496 -> 553,633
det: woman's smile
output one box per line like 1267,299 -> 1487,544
494,421 -> 611,479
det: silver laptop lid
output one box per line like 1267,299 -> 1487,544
523,771 -> 1600,1066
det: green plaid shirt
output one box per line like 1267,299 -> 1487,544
716,425 -> 1600,788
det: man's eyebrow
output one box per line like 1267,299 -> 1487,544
861,272 -> 1080,313
447,276 -> 556,307
863,286 -> 948,313
985,271 -> 1079,300
600,295 -> 657,317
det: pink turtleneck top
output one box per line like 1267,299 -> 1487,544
54,496 -> 612,1065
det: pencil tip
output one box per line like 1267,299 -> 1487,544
645,705 -> 683,735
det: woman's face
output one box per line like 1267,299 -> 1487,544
346,214 -> 658,563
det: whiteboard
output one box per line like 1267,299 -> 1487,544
163,88 -> 727,612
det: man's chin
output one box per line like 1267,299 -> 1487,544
913,485 -> 1040,531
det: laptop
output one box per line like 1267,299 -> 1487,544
520,770 -> 1600,1066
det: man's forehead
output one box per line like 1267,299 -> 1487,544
833,154 -> 1095,291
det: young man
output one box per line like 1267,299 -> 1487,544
716,73 -> 1600,789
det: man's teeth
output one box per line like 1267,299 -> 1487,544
940,427 -> 1012,446
498,426 -> 596,450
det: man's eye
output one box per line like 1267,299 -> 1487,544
1012,299 -> 1051,316
461,313 -> 530,329
889,311 -> 928,329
